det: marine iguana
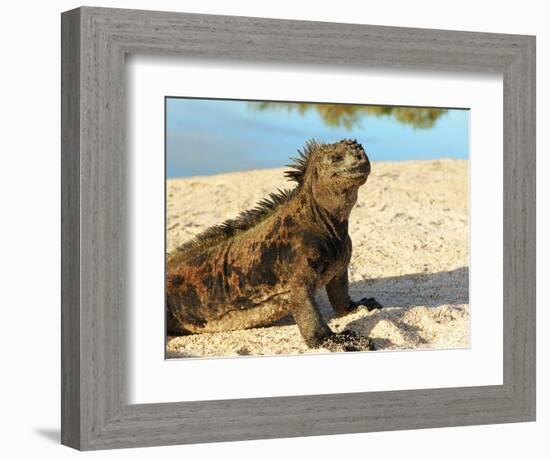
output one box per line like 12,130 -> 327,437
166,139 -> 382,351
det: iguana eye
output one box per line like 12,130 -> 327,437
331,154 -> 343,162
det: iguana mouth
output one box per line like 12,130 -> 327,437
334,164 -> 369,177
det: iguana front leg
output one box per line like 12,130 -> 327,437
326,270 -> 382,316
289,286 -> 332,347
289,285 -> 372,351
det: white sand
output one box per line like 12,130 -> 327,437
166,159 -> 469,358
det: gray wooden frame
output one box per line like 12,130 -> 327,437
61,6 -> 536,451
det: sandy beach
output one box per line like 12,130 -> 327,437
166,159 -> 469,358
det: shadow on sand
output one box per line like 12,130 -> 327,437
269,266 -> 468,350
341,266 -> 468,349
277,266 -> 468,320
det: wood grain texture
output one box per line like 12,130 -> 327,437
60,7 -> 81,449
60,6 -> 536,450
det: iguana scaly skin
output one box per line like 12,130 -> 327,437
166,139 -> 382,351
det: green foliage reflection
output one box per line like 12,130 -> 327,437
251,102 -> 448,129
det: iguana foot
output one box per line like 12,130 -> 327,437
321,330 -> 375,352
352,297 -> 383,312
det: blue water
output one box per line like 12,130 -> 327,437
166,98 -> 469,178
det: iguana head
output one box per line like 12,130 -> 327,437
286,139 -> 371,219
286,139 -> 370,186
315,139 -> 371,185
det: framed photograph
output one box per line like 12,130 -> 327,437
61,6 -> 536,450
164,97 -> 469,359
